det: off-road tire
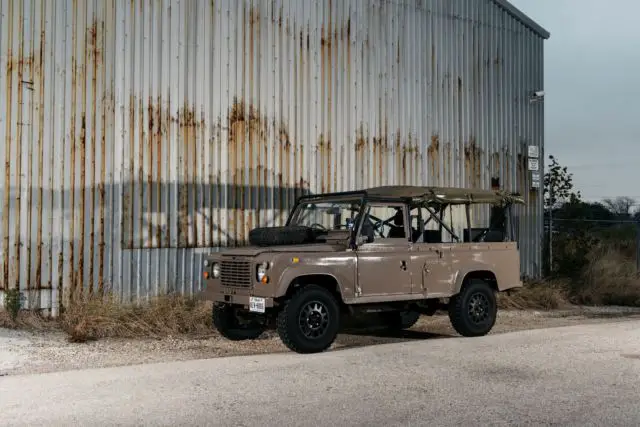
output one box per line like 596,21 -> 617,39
381,310 -> 421,330
248,226 -> 316,247
212,303 -> 266,341
276,285 -> 341,354
448,278 -> 497,337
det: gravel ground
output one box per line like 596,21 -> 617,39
2,306 -> 640,376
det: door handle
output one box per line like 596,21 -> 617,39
400,260 -> 407,270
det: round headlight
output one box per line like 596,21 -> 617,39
257,262 -> 268,281
212,262 -> 221,278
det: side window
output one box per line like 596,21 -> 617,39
412,206 -> 446,244
360,204 -> 407,242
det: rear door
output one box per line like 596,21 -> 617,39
408,208 -> 455,297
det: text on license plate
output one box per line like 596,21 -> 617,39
249,297 -> 266,313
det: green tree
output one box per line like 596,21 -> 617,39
543,155 -> 582,210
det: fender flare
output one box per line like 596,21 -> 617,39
275,267 -> 353,300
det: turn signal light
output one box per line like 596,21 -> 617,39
261,275 -> 269,284
203,271 -> 210,279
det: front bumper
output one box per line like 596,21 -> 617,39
212,292 -> 275,309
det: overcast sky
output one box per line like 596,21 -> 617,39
509,0 -> 640,204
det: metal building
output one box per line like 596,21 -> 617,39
0,0 -> 549,316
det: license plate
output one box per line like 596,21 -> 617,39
249,297 -> 266,313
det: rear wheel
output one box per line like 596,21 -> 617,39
381,310 -> 421,330
212,303 -> 266,341
276,285 -> 341,354
448,279 -> 497,337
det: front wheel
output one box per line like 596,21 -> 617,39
212,304 -> 266,341
276,285 -> 341,354
448,279 -> 497,337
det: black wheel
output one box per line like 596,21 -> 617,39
276,285 -> 341,354
381,310 -> 421,330
212,303 -> 266,340
448,279 -> 497,337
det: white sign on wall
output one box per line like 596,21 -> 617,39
528,145 -> 539,158
531,172 -> 541,188
527,158 -> 539,171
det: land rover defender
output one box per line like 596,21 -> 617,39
200,185 -> 524,354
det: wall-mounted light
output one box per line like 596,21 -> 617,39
529,90 -> 545,103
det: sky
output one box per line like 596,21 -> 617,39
508,0 -> 640,204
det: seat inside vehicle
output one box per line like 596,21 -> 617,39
422,230 -> 442,243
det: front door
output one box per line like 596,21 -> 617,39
356,203 -> 412,297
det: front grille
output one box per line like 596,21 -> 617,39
220,259 -> 253,288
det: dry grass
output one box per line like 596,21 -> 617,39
498,280 -> 570,310
0,309 -> 59,331
59,293 -> 214,342
572,247 -> 640,307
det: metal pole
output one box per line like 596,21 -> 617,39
636,220 -> 640,274
548,185 -> 553,275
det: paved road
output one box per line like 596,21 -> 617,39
2,321 -> 640,426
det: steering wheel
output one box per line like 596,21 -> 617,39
367,215 -> 386,238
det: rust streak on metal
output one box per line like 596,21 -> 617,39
517,150 -> 527,197
137,96 -> 144,248
12,4 -> 27,292
355,124 -> 366,186
394,131 -> 401,184
88,20 -> 99,295
492,152 -> 501,185
57,253 -> 63,310
2,0 -> 14,290
155,98 -> 164,248
68,52 -> 77,299
87,19 -> 103,64
79,112 -> 87,298
24,20 -> 34,294
98,78 -> 108,296
400,131 -> 408,180
146,99 -> 154,248
124,94 -> 135,250
428,134 -> 440,185
176,104 -> 199,247
35,19 -> 46,292
464,137 -> 482,188
228,100 -> 243,246
318,134 -> 326,193
503,146 -> 511,191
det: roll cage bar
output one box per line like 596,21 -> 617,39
287,186 -> 524,245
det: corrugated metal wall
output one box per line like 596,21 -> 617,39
0,0 -> 546,315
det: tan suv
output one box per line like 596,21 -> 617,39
200,185 -> 524,354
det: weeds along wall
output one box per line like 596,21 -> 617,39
0,0 -> 548,315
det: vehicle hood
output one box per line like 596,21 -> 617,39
219,243 -> 347,257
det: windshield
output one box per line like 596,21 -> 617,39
288,198 -> 363,231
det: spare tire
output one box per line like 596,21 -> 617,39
248,226 -> 317,246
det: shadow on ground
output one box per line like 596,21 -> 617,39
548,307 -> 640,319
333,327 -> 452,351
328,313 -> 454,351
